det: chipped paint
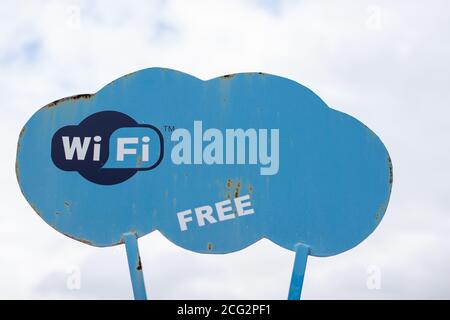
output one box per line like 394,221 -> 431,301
15,160 -> 20,182
136,256 -> 142,270
221,74 -> 234,79
30,203 -> 41,217
388,155 -> 394,184
19,126 -> 26,139
226,178 -> 232,199
45,93 -> 93,109
234,181 -> 241,198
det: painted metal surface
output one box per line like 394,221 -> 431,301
123,232 -> 147,300
288,244 -> 309,300
16,68 -> 392,298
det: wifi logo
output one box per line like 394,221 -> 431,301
51,111 -> 164,185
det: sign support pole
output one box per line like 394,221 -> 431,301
287,243 -> 310,300
124,232 -> 147,300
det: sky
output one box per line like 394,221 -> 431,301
1,0 -> 449,299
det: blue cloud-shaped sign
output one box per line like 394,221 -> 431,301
16,68 -> 392,257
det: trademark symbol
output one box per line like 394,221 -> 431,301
164,125 -> 175,132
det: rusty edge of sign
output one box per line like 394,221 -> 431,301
221,72 -> 266,80
45,93 -> 93,109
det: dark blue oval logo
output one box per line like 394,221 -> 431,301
51,111 -> 164,185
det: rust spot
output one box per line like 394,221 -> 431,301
70,93 -> 92,100
136,256 -> 142,271
388,155 -> 393,184
136,154 -> 142,166
234,181 -> 241,198
226,178 -> 232,199
60,231 -> 94,246
124,71 -> 137,78
16,128 -> 25,181
19,126 -> 26,139
15,160 -> 19,180
45,94 -> 93,109
30,203 -> 41,217
207,243 -> 213,251
374,202 -> 388,224
78,238 -> 93,245
114,239 -> 125,246
222,74 -> 234,79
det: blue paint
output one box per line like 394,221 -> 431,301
288,244 -> 309,300
124,232 -> 147,300
16,68 -> 392,298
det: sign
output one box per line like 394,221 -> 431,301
16,68 -> 392,299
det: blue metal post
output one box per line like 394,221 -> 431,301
287,243 -> 310,300
124,232 -> 147,300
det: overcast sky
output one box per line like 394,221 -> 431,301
1,0 -> 449,299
